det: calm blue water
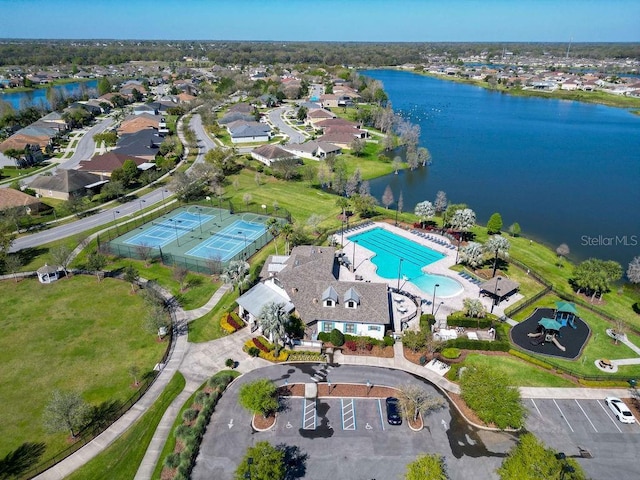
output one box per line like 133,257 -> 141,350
0,80 -> 98,110
348,228 -> 463,297
362,70 -> 640,268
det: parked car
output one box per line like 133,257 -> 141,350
385,397 -> 402,425
605,396 -> 637,424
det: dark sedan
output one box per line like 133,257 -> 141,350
386,397 -> 402,425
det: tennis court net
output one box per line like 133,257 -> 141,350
152,220 -> 194,232
214,232 -> 251,243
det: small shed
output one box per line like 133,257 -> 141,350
37,264 -> 59,284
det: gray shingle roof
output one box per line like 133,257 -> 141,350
29,169 -> 103,193
263,246 -> 390,326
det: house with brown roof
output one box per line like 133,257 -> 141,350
78,152 -> 149,177
0,188 -> 41,214
236,246 -> 391,340
251,144 -> 297,166
117,113 -> 160,135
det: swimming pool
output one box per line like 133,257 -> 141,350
348,227 -> 463,298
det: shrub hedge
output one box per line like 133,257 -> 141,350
420,313 -> 436,333
329,328 -> 345,347
441,347 -> 461,359
446,312 -> 495,329
160,371 -> 237,480
441,338 -> 510,352
508,349 -> 554,370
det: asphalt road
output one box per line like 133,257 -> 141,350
9,114 -> 213,253
268,106 -> 306,144
59,115 -> 115,170
192,364 -> 517,480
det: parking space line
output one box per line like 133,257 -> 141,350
303,399 -> 316,430
530,399 -> 543,418
342,399 -> 356,430
553,399 -> 574,432
377,399 -> 385,431
597,400 -> 622,433
574,399 -> 598,432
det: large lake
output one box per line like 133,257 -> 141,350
0,79 -> 98,110
363,69 -> 640,268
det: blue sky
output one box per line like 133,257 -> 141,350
1,0 -> 638,42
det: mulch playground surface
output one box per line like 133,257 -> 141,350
510,308 -> 590,360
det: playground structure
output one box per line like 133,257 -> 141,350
512,304 -> 590,360
526,302 -> 581,353
528,317 -> 566,352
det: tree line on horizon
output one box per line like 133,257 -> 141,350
0,40 -> 638,67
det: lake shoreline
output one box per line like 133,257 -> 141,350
369,66 -> 640,112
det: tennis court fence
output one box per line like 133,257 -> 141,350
103,227 -> 274,274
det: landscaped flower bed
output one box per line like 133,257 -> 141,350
286,351 -> 327,362
220,312 -> 245,333
158,370 -> 239,480
243,337 -> 289,362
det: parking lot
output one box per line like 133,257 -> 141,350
525,397 -> 640,480
277,397 -> 390,436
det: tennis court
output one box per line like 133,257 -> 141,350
186,220 -> 266,261
124,210 -> 215,248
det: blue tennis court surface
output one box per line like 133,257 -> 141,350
186,220 -> 266,261
125,211 -> 214,248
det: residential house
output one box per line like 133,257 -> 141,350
29,169 -> 106,200
110,129 -> 164,161
118,113 -> 161,135
282,141 -> 341,161
226,121 -> 271,144
0,188 -> 41,214
78,151 -> 149,177
133,104 -> 158,116
307,108 -> 336,126
237,246 -> 391,340
251,144 -> 297,166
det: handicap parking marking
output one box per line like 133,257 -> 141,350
302,399 -> 316,430
342,398 -> 356,430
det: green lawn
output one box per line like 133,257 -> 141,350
460,353 -> 576,388
66,372 -> 185,480
107,257 -> 221,310
0,276 -> 166,460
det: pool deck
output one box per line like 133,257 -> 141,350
334,222 -> 522,328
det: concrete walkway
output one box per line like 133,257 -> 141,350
35,276 -> 638,479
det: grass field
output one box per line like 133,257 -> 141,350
460,353 -> 576,388
0,275 -> 166,460
66,372 -> 185,480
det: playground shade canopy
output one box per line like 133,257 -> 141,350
555,301 -> 578,315
538,317 -> 563,331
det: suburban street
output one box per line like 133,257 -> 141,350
268,106 -> 306,144
9,114 -> 207,252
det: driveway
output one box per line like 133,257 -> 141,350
192,364 -> 517,480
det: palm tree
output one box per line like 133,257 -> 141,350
280,223 -> 294,255
259,301 -> 289,354
266,218 -> 281,255
221,260 -> 250,294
